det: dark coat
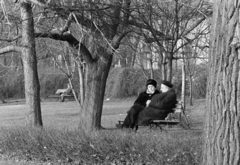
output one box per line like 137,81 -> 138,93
122,90 -> 160,128
134,90 -> 160,107
137,89 -> 177,126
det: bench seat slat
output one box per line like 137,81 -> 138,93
48,94 -> 73,98
48,95 -> 60,98
63,95 -> 74,97
150,120 -> 180,125
119,120 -> 180,125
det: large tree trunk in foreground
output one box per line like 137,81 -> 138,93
79,52 -> 112,131
203,0 -> 240,164
21,2 -> 42,126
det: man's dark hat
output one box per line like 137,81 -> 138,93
146,79 -> 157,88
161,80 -> 173,88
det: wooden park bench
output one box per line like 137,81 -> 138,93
148,100 -> 190,131
118,100 -> 190,131
48,89 -> 74,102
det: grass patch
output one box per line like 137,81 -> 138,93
0,127 -> 202,165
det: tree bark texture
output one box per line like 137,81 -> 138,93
21,2 -> 42,126
189,76 -> 193,106
76,59 -> 85,105
79,54 -> 112,131
161,53 -> 167,80
203,0 -> 240,164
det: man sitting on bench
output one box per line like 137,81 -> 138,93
59,83 -> 72,102
136,80 -> 177,126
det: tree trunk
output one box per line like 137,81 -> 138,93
120,56 -> 127,67
79,52 -> 112,131
203,0 -> 240,164
157,52 -> 163,80
181,61 -> 186,109
68,79 -> 80,106
129,36 -> 140,68
76,59 -> 85,105
166,56 -> 173,82
21,2 -> 42,126
161,53 -> 167,80
149,58 -> 154,79
3,54 -> 6,66
130,52 -> 136,68
189,76 -> 193,106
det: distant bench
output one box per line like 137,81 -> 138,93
48,89 -> 74,102
48,94 -> 74,101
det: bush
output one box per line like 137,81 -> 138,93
0,67 -> 207,100
0,72 -> 25,98
0,68 -> 79,99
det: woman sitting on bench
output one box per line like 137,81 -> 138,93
116,79 -> 160,128
136,80 -> 177,126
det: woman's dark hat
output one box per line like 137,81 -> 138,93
146,79 -> 157,88
161,80 -> 173,88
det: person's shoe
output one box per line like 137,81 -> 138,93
115,123 -> 123,129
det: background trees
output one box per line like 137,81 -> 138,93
0,0 -> 210,130
129,0 -> 211,82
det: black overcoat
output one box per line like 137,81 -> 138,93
122,90 -> 160,128
137,89 -> 177,126
134,90 -> 160,107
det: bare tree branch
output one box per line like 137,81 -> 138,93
35,32 -> 96,63
14,0 -> 47,6
129,20 -> 172,40
0,45 -> 22,54
60,12 -> 73,34
0,36 -> 21,42
182,16 -> 206,37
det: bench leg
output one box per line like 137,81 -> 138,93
135,125 -> 139,131
156,124 -> 164,132
60,95 -> 65,102
149,123 -> 167,132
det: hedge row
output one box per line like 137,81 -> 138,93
0,67 -> 206,100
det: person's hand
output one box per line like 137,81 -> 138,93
146,100 -> 151,107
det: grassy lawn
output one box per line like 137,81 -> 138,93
0,98 -> 136,129
0,98 -> 206,164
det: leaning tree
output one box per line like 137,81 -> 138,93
203,0 -> 240,164
34,0 -> 133,131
